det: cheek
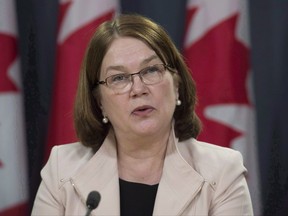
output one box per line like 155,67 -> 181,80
165,79 -> 178,100
156,81 -> 178,106
101,93 -> 126,117
99,89 -> 114,114
101,96 -> 114,114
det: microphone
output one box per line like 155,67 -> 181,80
85,191 -> 101,216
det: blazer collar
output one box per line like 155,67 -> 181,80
152,128 -> 205,216
71,127 -> 204,216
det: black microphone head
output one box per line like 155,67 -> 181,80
86,191 -> 101,210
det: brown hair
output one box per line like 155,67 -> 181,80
74,14 -> 201,150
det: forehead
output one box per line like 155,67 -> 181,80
101,37 -> 158,69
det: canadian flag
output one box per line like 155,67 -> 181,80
0,0 -> 29,215
45,0 -> 119,161
183,0 -> 261,214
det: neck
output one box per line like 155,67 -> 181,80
116,131 -> 170,185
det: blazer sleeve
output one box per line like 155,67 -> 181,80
31,146 -> 65,215
209,150 -> 254,216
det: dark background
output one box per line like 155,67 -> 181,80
15,0 -> 288,215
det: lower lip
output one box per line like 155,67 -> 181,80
132,108 -> 154,116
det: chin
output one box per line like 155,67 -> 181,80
133,120 -> 167,136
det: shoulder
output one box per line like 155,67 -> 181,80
50,142 -> 93,161
41,142 -> 94,185
177,138 -> 246,183
180,138 -> 243,162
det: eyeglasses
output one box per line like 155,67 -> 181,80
97,64 -> 173,93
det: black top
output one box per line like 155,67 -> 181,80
119,178 -> 159,216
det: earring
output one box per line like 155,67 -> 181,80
102,116 -> 109,124
176,99 -> 182,106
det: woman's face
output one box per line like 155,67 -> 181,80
99,37 -> 178,140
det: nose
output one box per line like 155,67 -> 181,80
130,74 -> 148,96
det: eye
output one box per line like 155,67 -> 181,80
110,74 -> 129,83
142,65 -> 160,76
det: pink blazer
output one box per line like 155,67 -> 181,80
32,129 -> 253,215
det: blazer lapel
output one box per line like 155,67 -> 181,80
70,130 -> 120,216
153,130 -> 205,216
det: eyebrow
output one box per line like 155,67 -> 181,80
140,55 -> 160,66
105,55 -> 160,74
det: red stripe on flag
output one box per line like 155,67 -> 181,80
0,202 -> 28,216
45,11 -> 115,162
0,33 -> 18,92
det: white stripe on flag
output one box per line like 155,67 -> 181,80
0,0 -> 28,213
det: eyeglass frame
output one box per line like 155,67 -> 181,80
95,63 -> 176,91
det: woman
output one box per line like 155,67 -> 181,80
32,14 -> 253,215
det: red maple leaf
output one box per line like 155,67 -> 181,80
184,8 -> 251,147
0,33 -> 18,92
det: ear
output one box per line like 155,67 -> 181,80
173,74 -> 180,99
93,86 -> 103,107
174,86 -> 179,98
100,104 -> 108,118
100,105 -> 104,113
